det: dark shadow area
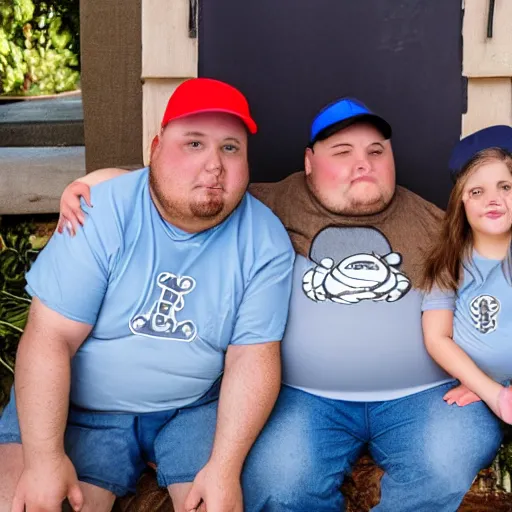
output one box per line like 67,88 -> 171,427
199,0 -> 463,208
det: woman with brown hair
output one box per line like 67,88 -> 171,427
422,125 -> 512,423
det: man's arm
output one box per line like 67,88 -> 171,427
185,342 -> 281,512
210,342 -> 281,472
16,297 -> 91,461
12,297 -> 92,512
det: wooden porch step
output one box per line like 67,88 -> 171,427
0,146 -> 85,215
0,96 -> 84,147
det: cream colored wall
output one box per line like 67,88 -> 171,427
141,0 -> 198,164
462,0 -> 512,136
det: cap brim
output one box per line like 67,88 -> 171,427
163,108 -> 258,134
310,113 -> 392,145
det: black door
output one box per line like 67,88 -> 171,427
199,0 -> 463,208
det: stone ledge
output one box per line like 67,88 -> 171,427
0,147 -> 85,215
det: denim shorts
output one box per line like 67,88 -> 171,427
0,380 -> 220,496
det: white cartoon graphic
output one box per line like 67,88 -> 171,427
303,251 -> 411,304
130,272 -> 197,341
470,294 -> 500,334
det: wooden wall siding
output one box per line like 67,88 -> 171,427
142,0 -> 197,78
462,1 -> 512,137
462,78 -> 512,137
463,0 -> 512,78
141,0 -> 198,164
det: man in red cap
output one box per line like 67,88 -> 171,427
0,78 -> 294,512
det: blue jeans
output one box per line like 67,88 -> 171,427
242,382 -> 503,512
0,380 -> 220,496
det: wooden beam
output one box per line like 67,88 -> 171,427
141,0 -> 198,79
80,0 -> 143,172
142,78 -> 186,164
0,147 -> 85,214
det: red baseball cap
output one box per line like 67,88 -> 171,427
161,78 -> 257,134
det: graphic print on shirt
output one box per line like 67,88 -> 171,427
302,226 -> 411,304
469,294 -> 500,334
130,272 -> 197,342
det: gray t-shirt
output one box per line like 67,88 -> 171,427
423,252 -> 512,384
281,226 -> 451,401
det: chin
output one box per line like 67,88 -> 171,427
352,191 -> 385,205
474,221 -> 510,237
190,200 -> 224,218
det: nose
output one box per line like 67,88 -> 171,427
205,148 -> 223,175
487,190 -> 502,206
354,156 -> 371,173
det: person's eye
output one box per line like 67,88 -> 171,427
333,151 -> 350,156
501,183 -> 511,191
470,189 -> 482,197
369,150 -> 383,156
223,144 -> 239,153
187,141 -> 202,149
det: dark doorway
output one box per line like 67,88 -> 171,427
199,0 -> 463,208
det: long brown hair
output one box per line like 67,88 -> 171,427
421,148 -> 512,292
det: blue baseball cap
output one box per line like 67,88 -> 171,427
449,125 -> 512,181
309,97 -> 392,146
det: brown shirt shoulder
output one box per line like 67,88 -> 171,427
395,185 -> 444,237
249,172 -> 304,216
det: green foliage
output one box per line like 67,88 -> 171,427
0,220 -> 39,409
0,0 -> 80,95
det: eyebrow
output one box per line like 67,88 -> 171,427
329,141 -> 385,150
223,136 -> 242,145
330,142 -> 353,149
183,131 -> 206,137
182,132 -> 242,144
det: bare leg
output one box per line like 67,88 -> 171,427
168,482 -> 205,512
78,482 -> 116,512
0,444 -> 115,512
0,444 -> 23,512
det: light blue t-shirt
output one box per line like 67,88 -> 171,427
26,169 -> 295,413
422,252 -> 512,383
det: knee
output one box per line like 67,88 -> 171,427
422,465 -> 475,499
421,434 -> 501,499
242,439 -> 338,511
423,402 -> 503,486
243,468 -> 317,511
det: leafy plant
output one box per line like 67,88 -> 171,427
0,0 -> 80,95
0,219 -> 43,409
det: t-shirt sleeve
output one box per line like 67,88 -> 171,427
421,286 -> 456,312
230,234 -> 295,346
25,200 -> 119,325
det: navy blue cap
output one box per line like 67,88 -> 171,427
449,125 -> 512,181
309,97 -> 392,145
